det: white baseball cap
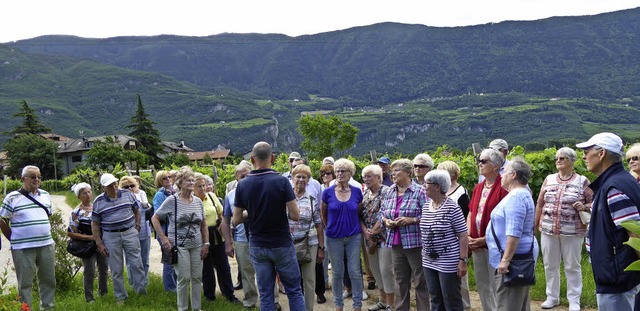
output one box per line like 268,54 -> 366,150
576,132 -> 624,155
100,173 -> 118,187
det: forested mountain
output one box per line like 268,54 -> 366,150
2,8 -> 640,154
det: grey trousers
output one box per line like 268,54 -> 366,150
391,246 -> 430,311
235,241 -> 259,307
12,244 -> 56,310
103,228 -> 146,300
82,252 -> 109,301
493,271 -> 531,311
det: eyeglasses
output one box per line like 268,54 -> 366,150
27,175 -> 42,180
554,156 -> 567,162
162,176 -> 170,180
478,159 -> 489,164
414,164 -> 430,169
425,182 -> 438,185
335,170 -> 350,175
628,156 -> 639,163
122,185 -> 135,189
289,158 -> 295,163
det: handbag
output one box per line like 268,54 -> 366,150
490,223 -> 536,287
294,196 -> 315,263
161,196 -> 179,265
67,239 -> 97,258
578,210 -> 591,225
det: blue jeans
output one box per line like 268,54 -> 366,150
423,267 -> 463,311
596,284 -> 640,311
157,237 -> 177,291
250,244 -> 305,311
326,233 -> 363,308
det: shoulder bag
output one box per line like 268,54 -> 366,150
66,210 -> 97,258
18,188 -> 51,217
490,223 -> 536,287
294,196 -> 314,263
161,195 -> 179,265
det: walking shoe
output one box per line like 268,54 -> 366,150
367,281 -> 376,290
568,303 -> 581,311
234,282 -> 243,290
541,298 -> 559,309
385,305 -> 393,311
342,290 -> 353,299
362,291 -> 369,300
317,294 -> 327,304
367,301 -> 386,311
274,302 -> 282,311
227,296 -> 242,304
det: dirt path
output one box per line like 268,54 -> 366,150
0,195 -> 596,310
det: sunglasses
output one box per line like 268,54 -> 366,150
122,185 -> 135,189
27,175 -> 42,180
554,156 -> 567,162
628,156 -> 639,163
335,170 -> 350,175
478,159 -> 489,164
414,164 -> 429,169
321,172 -> 333,177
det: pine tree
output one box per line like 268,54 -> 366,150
5,100 -> 51,135
127,95 -> 164,166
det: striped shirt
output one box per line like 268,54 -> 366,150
379,181 -> 427,249
290,192 -> 321,245
92,190 -> 140,231
420,197 -> 467,273
0,189 -> 54,250
156,195 -> 205,249
586,187 -> 640,252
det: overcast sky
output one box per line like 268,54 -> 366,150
1,0 -> 638,43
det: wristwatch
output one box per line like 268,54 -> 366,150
203,242 -> 210,246
318,246 -> 325,250
459,257 -> 469,263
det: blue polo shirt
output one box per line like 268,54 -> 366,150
92,189 -> 140,231
234,168 -> 295,248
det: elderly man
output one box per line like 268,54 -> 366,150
377,156 -> 393,186
282,151 -> 301,179
91,173 -> 147,305
225,160 -> 252,195
576,132 -> 640,311
0,165 -> 55,310
233,142 -> 304,310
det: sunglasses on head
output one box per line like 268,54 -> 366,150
628,156 -> 639,163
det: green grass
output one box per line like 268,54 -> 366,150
467,247 -> 596,309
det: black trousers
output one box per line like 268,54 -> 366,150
202,227 -> 235,300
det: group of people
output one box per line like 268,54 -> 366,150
1,132 -> 639,311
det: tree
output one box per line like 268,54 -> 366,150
127,95 -> 164,166
5,100 -> 51,135
3,134 -> 61,179
85,136 -> 147,170
202,152 -> 213,165
297,114 -> 359,159
162,153 -> 191,167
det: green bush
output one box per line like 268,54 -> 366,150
50,211 -> 82,292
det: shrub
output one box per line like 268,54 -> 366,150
49,211 -> 82,292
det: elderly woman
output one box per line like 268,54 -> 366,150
487,158 -> 539,311
194,173 -> 239,304
360,164 -> 394,311
421,170 -> 469,311
68,182 -> 108,302
152,167 -> 209,311
413,153 -> 434,186
380,159 -> 429,311
468,148 -> 508,311
290,164 -> 325,311
321,158 -> 364,311
120,176 -> 152,288
627,143 -> 640,181
534,147 -> 593,311
319,164 -> 336,191
153,169 -> 177,292
437,160 -> 471,310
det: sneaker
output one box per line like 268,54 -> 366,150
367,281 -> 376,290
317,294 -> 327,304
328,263 -> 332,270
342,290 -> 353,299
541,298 -> 559,309
274,302 -> 282,311
568,303 -> 581,311
367,301 -> 386,311
362,291 -> 369,300
385,305 -> 393,311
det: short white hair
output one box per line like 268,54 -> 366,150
21,165 -> 39,177
73,182 -> 92,197
425,170 -> 451,194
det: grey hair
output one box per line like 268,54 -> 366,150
73,182 -> 91,197
480,148 -> 505,168
391,159 -> 413,175
334,158 -> 356,175
413,153 -> 434,169
361,164 -> 383,180
174,166 -> 195,191
508,157 -> 531,185
425,169 -> 451,194
235,164 -> 251,174
605,149 -> 623,164
556,147 -> 577,163
21,165 -> 39,177
203,175 -> 214,185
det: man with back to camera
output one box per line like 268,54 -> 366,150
0,165 -> 56,310
576,132 -> 640,311
233,141 -> 305,310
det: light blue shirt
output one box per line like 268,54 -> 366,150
223,189 -> 247,242
486,187 -> 539,269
